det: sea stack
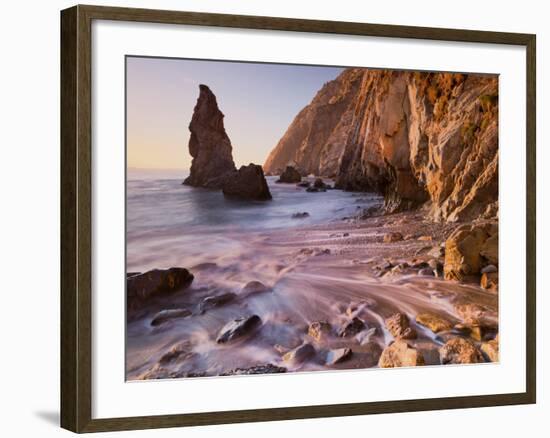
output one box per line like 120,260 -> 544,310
183,84 -> 236,188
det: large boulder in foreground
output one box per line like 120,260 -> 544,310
222,164 -> 272,200
378,340 -> 425,368
183,85 -> 236,188
127,268 -> 193,303
439,337 -> 484,364
444,222 -> 498,281
216,315 -> 262,343
276,165 -> 302,183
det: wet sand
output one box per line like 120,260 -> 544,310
126,208 -> 498,380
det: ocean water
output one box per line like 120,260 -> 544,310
126,169 -> 376,272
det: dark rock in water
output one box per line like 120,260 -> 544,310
418,267 -> 435,276
326,348 -> 352,365
385,312 -> 417,340
276,165 -> 302,183
151,308 -> 192,326
292,212 -> 310,219
313,178 -> 328,189
221,364 -> 287,375
338,317 -> 366,337
283,343 -> 316,363
240,281 -> 270,297
127,268 -> 194,303
296,181 -> 311,188
306,186 -> 326,193
183,85 -> 236,188
216,315 -> 262,343
199,292 -> 237,313
222,164 -> 272,200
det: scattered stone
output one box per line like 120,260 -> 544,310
326,348 -> 352,365
216,315 -> 261,343
127,268 -> 194,302
308,321 -> 332,341
222,164 -> 272,200
199,292 -> 236,313
379,340 -> 425,368
306,186 -> 326,193
454,323 -> 497,341
338,317 -> 366,337
277,166 -> 302,183
151,308 -> 192,326
481,264 -> 498,274
481,272 -> 498,292
313,178 -> 328,189
292,212 -> 310,219
283,343 -> 316,364
385,312 -> 417,339
415,245 -> 433,256
383,232 -> 403,243
454,303 -> 489,324
221,364 -> 287,375
428,246 -> 445,258
158,342 -> 194,365
415,313 -> 453,333
241,281 -> 270,297
439,337 -> 485,364
356,327 -> 377,345
418,235 -> 433,241
346,300 -> 375,317
418,268 -> 435,276
343,232 -> 350,237
481,335 -> 499,362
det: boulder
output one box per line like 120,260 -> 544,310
378,340 -> 425,368
283,343 -> 316,364
383,232 -> 403,243
385,312 -> 417,339
240,281 -> 270,297
444,222 -> 498,281
439,337 -> 484,364
216,315 -> 262,343
151,308 -> 192,326
292,212 -> 310,219
158,342 -> 194,365
338,317 -> 366,337
222,164 -> 272,200
415,313 -> 453,333
199,292 -> 236,313
326,348 -> 352,365
183,85 -> 236,188
480,272 -> 498,292
481,335 -> 499,362
313,178 -> 328,189
308,321 -> 332,341
276,166 -> 302,183
127,268 -> 194,302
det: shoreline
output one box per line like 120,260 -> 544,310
126,205 -> 499,380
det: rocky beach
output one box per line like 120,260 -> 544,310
126,68 -> 499,380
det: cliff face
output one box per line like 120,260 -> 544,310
183,84 -> 236,188
264,69 -> 363,177
264,69 -> 498,222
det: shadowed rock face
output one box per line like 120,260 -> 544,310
265,69 -> 498,222
183,84 -> 236,188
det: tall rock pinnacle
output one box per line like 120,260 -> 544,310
183,84 -> 236,188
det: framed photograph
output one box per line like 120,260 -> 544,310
60,4 -> 536,433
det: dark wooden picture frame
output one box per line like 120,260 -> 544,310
61,4 -> 536,433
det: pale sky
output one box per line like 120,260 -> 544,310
126,56 -> 343,170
